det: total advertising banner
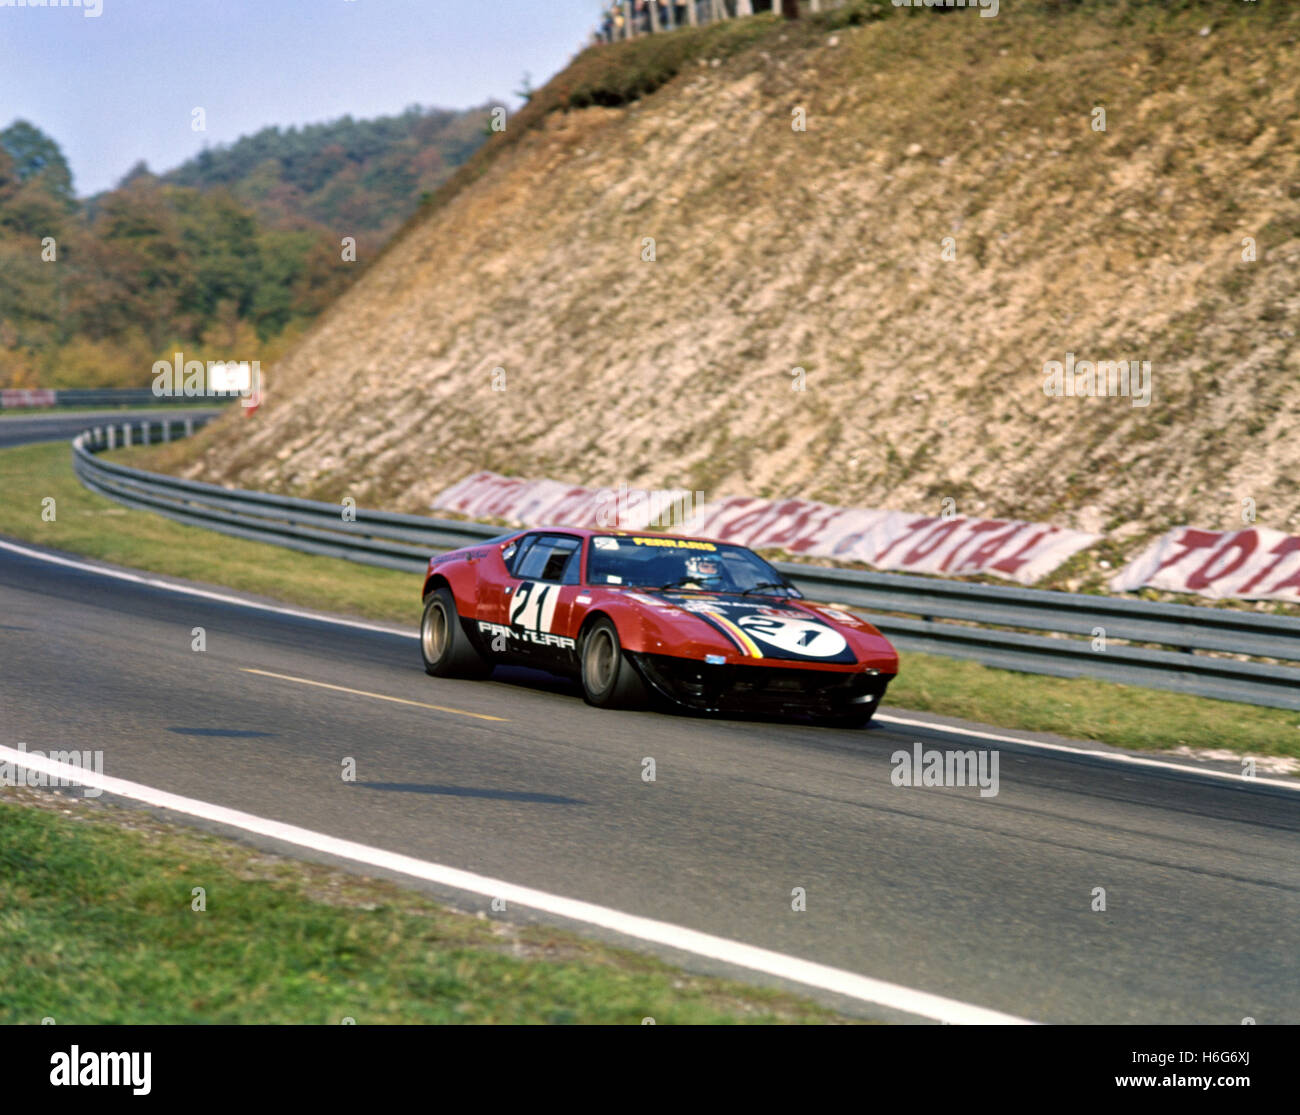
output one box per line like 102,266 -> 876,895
1109,526 -> 1300,602
432,472 -> 1100,586
678,497 -> 1098,584
432,472 -> 699,533
1,388 -> 57,408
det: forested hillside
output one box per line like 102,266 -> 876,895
0,106 -> 489,389
161,107 -> 490,243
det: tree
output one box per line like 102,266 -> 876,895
0,120 -> 75,208
116,160 -> 156,189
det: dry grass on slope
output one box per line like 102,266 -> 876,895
170,0 -> 1300,594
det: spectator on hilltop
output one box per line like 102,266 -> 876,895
602,2 -> 624,42
595,0 -> 766,42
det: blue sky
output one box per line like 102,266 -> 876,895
0,0 -> 604,196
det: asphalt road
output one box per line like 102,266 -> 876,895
1,540 -> 1296,1023
0,409 -> 221,449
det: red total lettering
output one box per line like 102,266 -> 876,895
875,516 -> 939,564
1151,528 -> 1221,575
712,501 -> 778,544
940,520 -> 1011,573
1238,535 -> 1300,595
1259,553 -> 1300,597
1185,531 -> 1259,591
989,529 -> 1051,576
760,503 -> 838,552
901,518 -> 969,566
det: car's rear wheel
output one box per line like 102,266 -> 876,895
581,617 -> 647,709
421,587 -> 493,679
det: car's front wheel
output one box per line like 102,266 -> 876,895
421,587 -> 493,679
580,617 -> 648,709
818,706 -> 876,729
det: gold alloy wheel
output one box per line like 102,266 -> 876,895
422,598 -> 448,664
584,627 -> 616,693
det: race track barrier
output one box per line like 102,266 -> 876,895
1,387 -> 237,409
71,419 -> 1300,711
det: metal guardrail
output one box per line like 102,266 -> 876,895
1,387 -> 236,409
71,417 -> 1300,711
72,418 -> 499,574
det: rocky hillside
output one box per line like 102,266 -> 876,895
172,0 -> 1300,571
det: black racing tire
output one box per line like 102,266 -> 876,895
818,706 -> 876,729
580,617 -> 648,709
421,587 -> 493,679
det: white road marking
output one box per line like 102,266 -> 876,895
0,745 -> 1030,1025
4,536 -> 1295,791
873,713 -> 1300,792
1170,744 -> 1300,776
0,537 -> 413,639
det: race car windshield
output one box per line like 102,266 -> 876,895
586,536 -> 796,595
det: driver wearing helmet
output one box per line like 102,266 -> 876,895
684,554 -> 725,590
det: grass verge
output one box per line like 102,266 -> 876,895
0,788 -> 845,1024
886,654 -> 1299,762
1,440 -> 414,623
2,440 -> 1298,761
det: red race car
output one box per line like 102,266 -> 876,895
419,528 -> 898,726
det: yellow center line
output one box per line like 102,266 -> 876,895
240,668 -> 509,722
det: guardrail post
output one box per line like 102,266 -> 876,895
142,422 -> 151,446
163,420 -> 171,443
106,426 -> 116,450
123,423 -> 132,448
184,417 -> 194,439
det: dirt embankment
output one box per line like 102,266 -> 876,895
173,1 -> 1300,584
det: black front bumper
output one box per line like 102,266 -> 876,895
629,652 -> 893,718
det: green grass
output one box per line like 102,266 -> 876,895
0,791 -> 846,1024
0,440 -> 414,623
2,439 -> 1298,760
889,653 -> 1300,761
